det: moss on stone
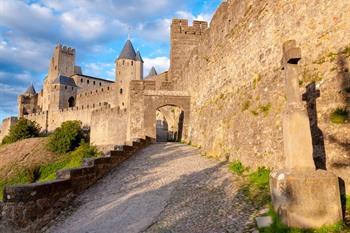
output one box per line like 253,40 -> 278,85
330,108 -> 349,124
251,110 -> 259,116
241,100 -> 251,112
259,103 -> 272,117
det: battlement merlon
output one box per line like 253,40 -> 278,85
171,19 -> 208,35
55,44 -> 76,55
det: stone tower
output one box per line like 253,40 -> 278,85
115,40 -> 144,109
47,44 -> 76,82
42,44 -> 77,111
169,19 -> 208,83
18,84 -> 38,117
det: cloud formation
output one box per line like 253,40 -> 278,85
0,0 -> 221,120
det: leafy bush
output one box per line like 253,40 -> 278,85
38,157 -> 70,182
47,121 -> 84,153
330,108 -> 348,124
65,143 -> 101,169
228,160 -> 246,175
39,143 -> 101,182
1,118 -> 40,144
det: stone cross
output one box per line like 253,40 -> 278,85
281,40 -> 315,170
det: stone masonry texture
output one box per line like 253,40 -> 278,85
174,0 -> 350,182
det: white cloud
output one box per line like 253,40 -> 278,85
175,10 -> 213,23
0,34 -> 52,72
135,18 -> 171,42
82,62 -> 115,80
143,56 -> 170,75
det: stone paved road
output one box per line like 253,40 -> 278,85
46,143 -> 257,233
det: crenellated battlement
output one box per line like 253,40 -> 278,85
56,43 -> 76,55
171,19 -> 208,35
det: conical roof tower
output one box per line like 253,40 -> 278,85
23,83 -> 36,95
118,40 -> 137,60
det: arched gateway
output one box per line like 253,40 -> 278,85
143,93 -> 190,142
127,80 -> 191,143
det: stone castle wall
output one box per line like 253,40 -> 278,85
25,106 -> 97,132
169,19 -> 208,82
75,84 -> 117,108
175,0 -> 350,173
0,117 -> 18,142
90,106 -> 128,147
71,75 -> 113,89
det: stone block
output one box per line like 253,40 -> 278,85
270,169 -> 343,228
256,216 -> 272,228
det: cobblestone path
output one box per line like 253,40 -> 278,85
46,143 -> 258,233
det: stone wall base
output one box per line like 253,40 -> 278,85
270,169 -> 343,228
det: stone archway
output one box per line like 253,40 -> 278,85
156,105 -> 184,142
143,93 -> 190,141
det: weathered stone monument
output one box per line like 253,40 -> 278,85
270,40 -> 343,228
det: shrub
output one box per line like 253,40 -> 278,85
330,108 -> 348,124
65,143 -> 101,169
1,118 -> 40,144
228,160 -> 246,175
47,121 -> 84,153
39,143 -> 101,182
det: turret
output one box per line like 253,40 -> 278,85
169,19 -> 208,82
18,84 -> 39,116
136,51 -> 144,80
42,44 -> 77,111
47,44 -> 76,82
115,40 -> 143,109
145,66 -> 158,79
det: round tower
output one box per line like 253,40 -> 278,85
115,40 -> 143,109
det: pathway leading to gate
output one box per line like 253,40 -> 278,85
46,143 -> 258,233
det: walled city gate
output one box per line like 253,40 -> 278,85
143,90 -> 191,141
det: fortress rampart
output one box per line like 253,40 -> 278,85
75,84 -> 116,108
0,117 -> 18,142
174,0 -> 350,173
90,105 -> 128,147
169,19 -> 208,82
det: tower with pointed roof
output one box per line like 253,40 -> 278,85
18,84 -> 39,117
115,39 -> 144,109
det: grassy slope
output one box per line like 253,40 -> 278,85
0,137 -> 64,199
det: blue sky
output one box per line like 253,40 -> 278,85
0,0 -> 221,121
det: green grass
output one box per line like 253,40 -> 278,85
228,160 -> 246,175
330,108 -> 349,124
38,157 -> 70,182
39,143 -> 101,182
0,143 -> 101,199
0,168 -> 36,200
260,206 -> 346,233
228,161 -> 270,207
244,167 -> 271,206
